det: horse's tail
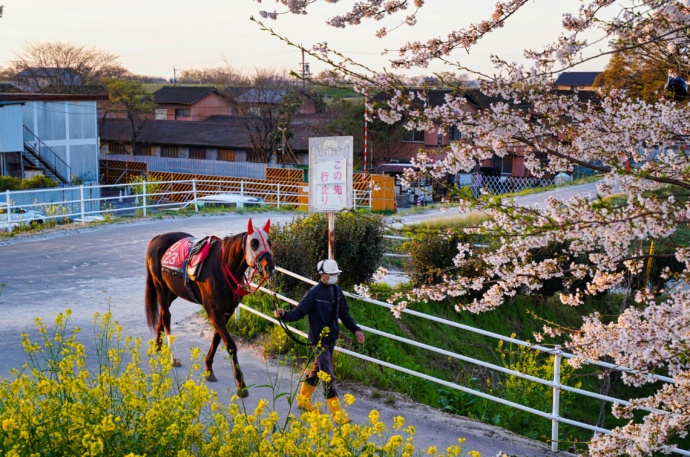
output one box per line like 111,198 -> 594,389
145,261 -> 160,332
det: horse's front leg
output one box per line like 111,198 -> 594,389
205,331 -> 222,382
207,310 -> 248,397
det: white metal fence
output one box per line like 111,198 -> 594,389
241,266 -> 686,455
1,179 -> 373,233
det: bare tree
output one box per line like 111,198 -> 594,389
10,41 -> 126,93
221,68 -> 307,163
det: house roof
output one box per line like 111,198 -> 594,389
99,115 -> 326,151
554,72 -> 601,87
0,93 -> 107,101
237,88 -> 287,104
153,86 -> 222,105
100,118 -> 253,149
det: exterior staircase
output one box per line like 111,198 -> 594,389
22,126 -> 71,184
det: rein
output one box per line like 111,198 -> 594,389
269,294 -> 311,346
221,235 -> 266,298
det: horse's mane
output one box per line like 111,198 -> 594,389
222,232 -> 247,270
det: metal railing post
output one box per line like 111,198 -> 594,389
235,306 -> 241,321
143,181 -> 148,217
5,190 -> 12,234
277,183 -> 281,209
240,181 -> 245,209
192,179 -> 199,212
552,349 -> 562,452
79,185 -> 85,224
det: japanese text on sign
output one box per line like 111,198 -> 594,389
314,157 -> 347,210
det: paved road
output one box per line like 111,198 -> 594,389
0,211 -> 569,456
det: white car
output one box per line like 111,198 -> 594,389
0,207 -> 45,231
184,193 -> 265,209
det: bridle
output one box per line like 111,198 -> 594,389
221,231 -> 270,298
246,226 -> 272,276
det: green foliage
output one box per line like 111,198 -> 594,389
270,212 -> 387,297
0,175 -> 58,192
492,339 -> 580,442
402,223 -> 488,288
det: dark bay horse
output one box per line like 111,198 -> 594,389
145,219 -> 275,397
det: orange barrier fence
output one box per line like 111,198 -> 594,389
99,160 -> 396,211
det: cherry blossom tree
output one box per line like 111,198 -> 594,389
255,1 -> 690,455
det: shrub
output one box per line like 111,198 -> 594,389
0,175 -> 58,192
0,310 -> 468,457
270,212 -> 387,297
402,224 -> 488,289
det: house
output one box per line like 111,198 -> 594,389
0,93 -> 105,183
98,113 -> 327,169
236,88 -> 318,115
152,86 -> 236,121
554,72 -> 601,91
15,67 -> 83,93
371,88 -> 481,167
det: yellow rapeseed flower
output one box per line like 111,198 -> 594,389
317,370 -> 332,383
2,418 -> 16,431
343,393 -> 355,405
368,409 -> 380,424
393,415 -> 405,430
427,445 -> 438,455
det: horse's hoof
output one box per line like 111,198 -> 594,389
172,358 -> 182,367
206,373 -> 218,382
237,387 -> 249,398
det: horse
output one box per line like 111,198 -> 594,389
145,218 -> 275,398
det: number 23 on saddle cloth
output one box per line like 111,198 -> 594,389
161,236 -> 219,281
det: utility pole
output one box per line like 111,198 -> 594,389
300,49 -> 310,90
173,66 -> 177,85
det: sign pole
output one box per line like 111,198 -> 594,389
328,212 -> 335,260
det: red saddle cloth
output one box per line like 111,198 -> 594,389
161,237 -> 215,274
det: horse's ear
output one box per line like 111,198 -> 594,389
247,218 -> 254,235
263,219 -> 271,233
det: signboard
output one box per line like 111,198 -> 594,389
308,136 -> 353,212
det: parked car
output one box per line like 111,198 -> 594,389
182,193 -> 265,209
0,207 -> 45,231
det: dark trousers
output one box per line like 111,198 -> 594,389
305,340 -> 338,398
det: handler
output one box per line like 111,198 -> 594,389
274,259 -> 365,424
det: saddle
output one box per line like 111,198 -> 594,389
161,236 -> 220,303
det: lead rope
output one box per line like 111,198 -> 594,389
270,293 -> 311,346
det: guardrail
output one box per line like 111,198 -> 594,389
243,265 -> 687,455
0,179 -> 373,233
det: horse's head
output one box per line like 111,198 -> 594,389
245,218 -> 276,279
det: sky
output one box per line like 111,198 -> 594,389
0,0 -> 610,81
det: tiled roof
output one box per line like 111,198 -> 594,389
554,72 -> 601,87
99,118 -> 253,148
99,115 -> 330,151
237,88 -> 287,104
153,86 -> 221,105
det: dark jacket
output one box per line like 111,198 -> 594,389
281,281 -> 360,344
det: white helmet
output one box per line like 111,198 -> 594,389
317,259 -> 342,275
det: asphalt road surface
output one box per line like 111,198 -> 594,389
0,210 -> 573,456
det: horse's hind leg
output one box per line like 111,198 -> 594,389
207,311 -> 247,397
157,289 -> 182,367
